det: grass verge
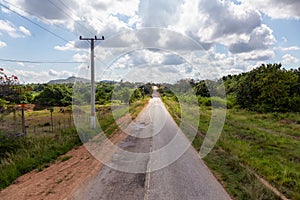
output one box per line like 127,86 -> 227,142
162,96 -> 300,200
0,99 -> 149,190
0,128 -> 81,189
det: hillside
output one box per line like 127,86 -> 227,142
47,76 -> 89,84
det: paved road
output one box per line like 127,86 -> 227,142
73,90 -> 231,200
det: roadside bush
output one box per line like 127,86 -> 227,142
198,96 -> 227,108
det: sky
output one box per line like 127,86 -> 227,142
0,0 -> 299,83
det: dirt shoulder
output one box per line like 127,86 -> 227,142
0,131 -> 127,200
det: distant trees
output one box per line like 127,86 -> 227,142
96,82 -> 114,104
34,85 -> 72,106
1,63 -> 299,113
160,63 -> 300,113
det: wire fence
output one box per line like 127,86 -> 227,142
0,108 -> 76,137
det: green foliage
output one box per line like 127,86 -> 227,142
96,82 -> 114,104
34,85 -> 72,106
0,128 -> 81,189
163,97 -> 300,199
129,88 -> 144,103
195,80 -> 210,97
0,98 -> 9,111
236,63 -> 299,112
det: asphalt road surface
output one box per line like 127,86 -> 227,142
73,89 -> 231,200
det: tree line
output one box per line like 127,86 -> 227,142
1,63 -> 299,112
0,75 -> 153,110
161,63 -> 300,113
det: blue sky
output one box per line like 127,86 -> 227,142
0,0 -> 299,83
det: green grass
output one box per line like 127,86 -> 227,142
0,128 -> 81,189
97,98 -> 150,137
161,96 -> 300,200
0,98 -> 149,190
60,155 -> 72,162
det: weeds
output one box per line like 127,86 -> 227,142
60,155 -> 72,162
162,97 -> 300,200
0,99 -> 149,190
0,128 -> 81,189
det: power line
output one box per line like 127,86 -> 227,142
47,0 -> 96,36
0,58 -> 83,64
0,1 -> 70,43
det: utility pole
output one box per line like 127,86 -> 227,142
79,35 -> 104,129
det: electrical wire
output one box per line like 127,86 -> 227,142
47,0 -> 96,36
0,2 -> 70,43
0,1 -> 105,67
0,58 -> 83,64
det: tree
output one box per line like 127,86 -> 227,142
0,68 -> 20,104
236,63 -> 298,112
34,85 -> 72,106
195,80 -> 210,97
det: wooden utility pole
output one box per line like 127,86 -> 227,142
79,36 -> 104,129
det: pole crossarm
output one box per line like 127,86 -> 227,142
79,36 -> 105,41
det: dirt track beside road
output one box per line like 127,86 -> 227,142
0,132 -> 127,200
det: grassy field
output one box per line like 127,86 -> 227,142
0,98 -> 149,190
162,96 -> 300,200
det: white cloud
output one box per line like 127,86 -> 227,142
282,54 -> 299,65
0,20 -> 18,37
54,41 -> 87,51
0,20 -> 31,38
138,0 -> 183,27
19,26 -> 31,36
13,69 -> 49,83
239,0 -> 300,19
73,53 -> 88,62
237,49 -> 275,61
275,46 -> 300,52
229,24 -> 276,53
10,0 -> 139,37
1,7 -> 10,14
0,41 -> 7,48
171,0 -> 262,45
10,68 -> 75,83
5,0 -> 299,82
48,69 -> 73,77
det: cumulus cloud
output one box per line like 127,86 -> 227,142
19,26 -> 31,36
0,20 -> 31,38
0,41 -> 7,48
138,0 -> 183,27
275,46 -> 300,52
0,20 -> 18,37
171,0 -> 262,46
48,69 -> 73,77
13,69 -> 49,83
54,41 -> 88,51
10,0 -> 139,36
229,24 -> 276,53
14,69 -> 73,83
5,0 -> 299,82
282,54 -> 299,64
73,53 -> 88,62
237,49 -> 275,61
239,0 -> 300,19
162,54 -> 185,65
